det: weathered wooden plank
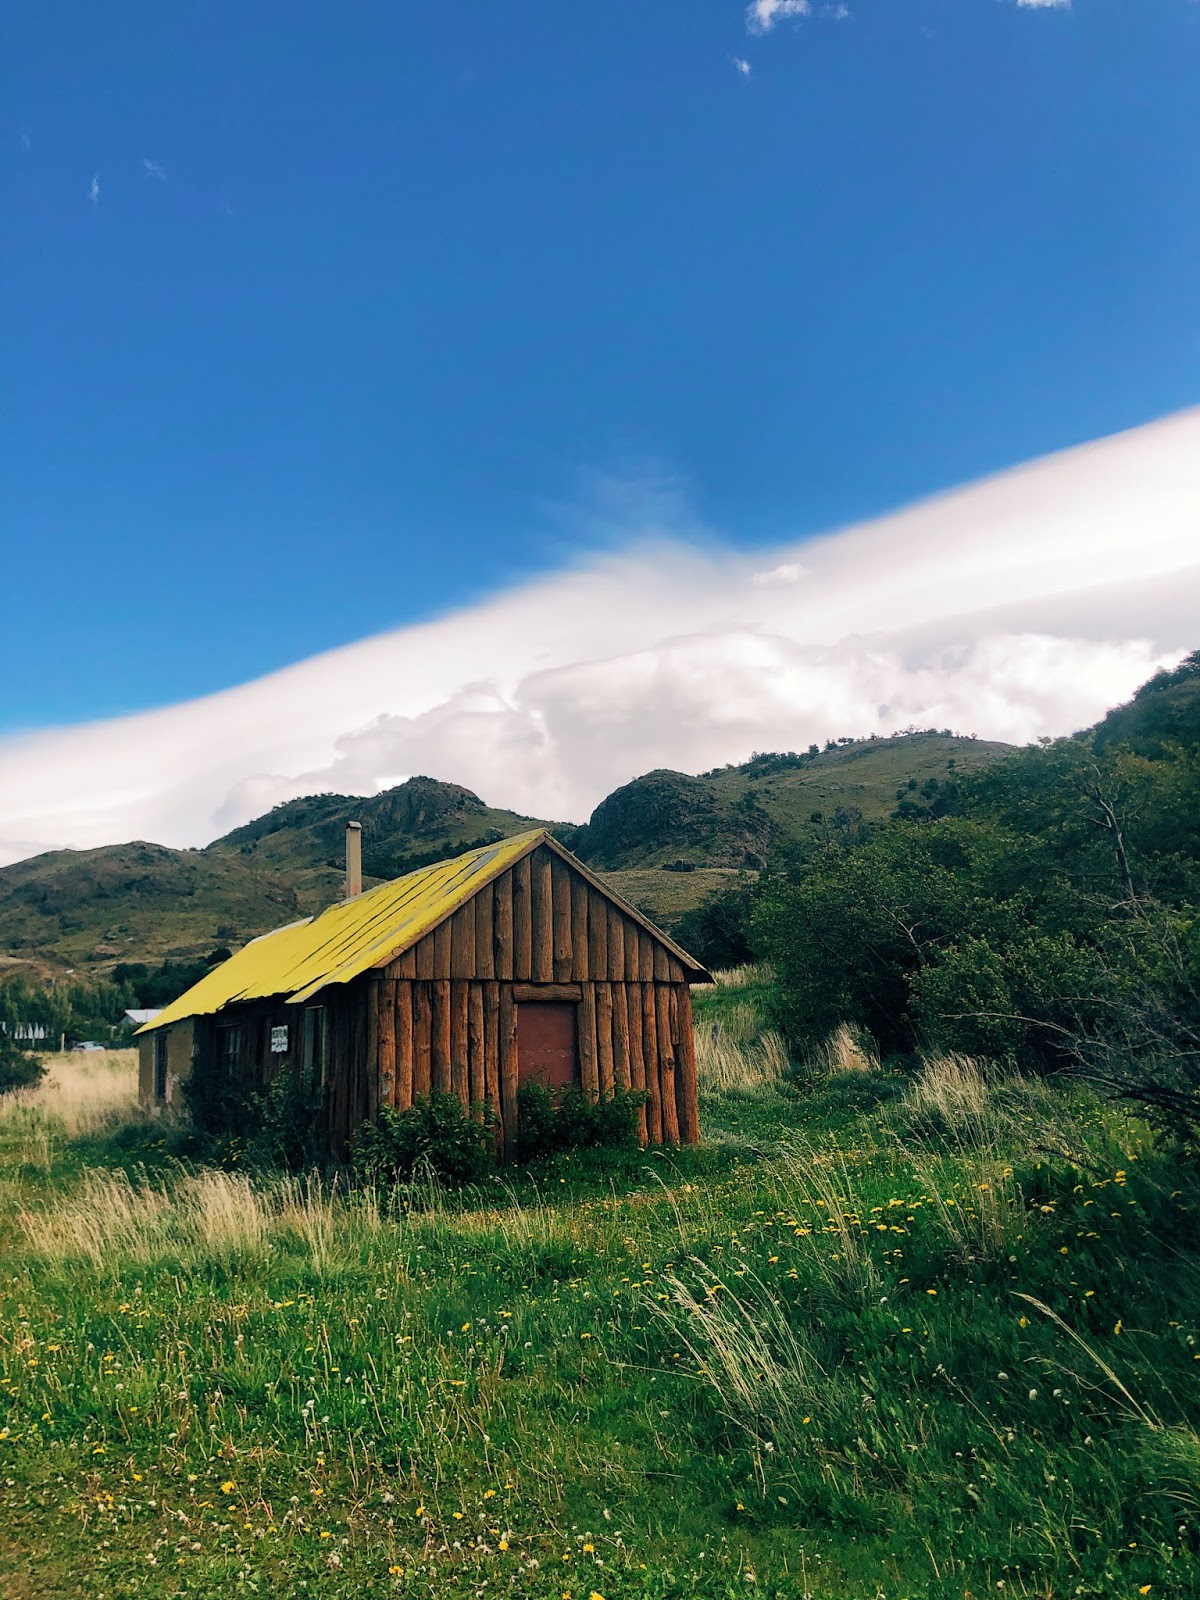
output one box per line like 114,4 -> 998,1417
551,856 -> 573,982
416,933 -> 435,982
627,982 -> 648,1145
624,916 -> 640,982
638,926 -> 655,983
641,984 -> 662,1144
513,856 -> 532,981
531,848 -> 553,983
395,981 -> 414,1110
431,980 -> 452,1095
570,873 -> 590,981
606,905 -> 625,983
451,981 -> 470,1109
596,982 -> 615,1098
393,947 -> 418,979
668,956 -> 685,984
654,943 -> 670,982
588,884 -> 608,977
451,902 -> 476,979
475,882 -> 495,980
512,982 -> 582,1002
656,984 -> 680,1145
493,870 -> 513,980
468,983 -> 486,1115
365,980 -> 381,1122
499,986 -> 518,1159
611,982 -> 631,1093
578,983 -> 600,1100
483,982 -> 501,1140
377,978 -> 397,1112
674,984 -> 700,1146
433,918 -> 452,980
413,982 -> 432,1099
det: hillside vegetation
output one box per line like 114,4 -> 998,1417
0,733 -> 1011,981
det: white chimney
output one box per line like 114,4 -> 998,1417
345,821 -> 363,899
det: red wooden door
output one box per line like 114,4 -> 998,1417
516,1001 -> 580,1091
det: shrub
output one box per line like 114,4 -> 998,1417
351,1093 -> 495,1187
515,1084 -> 646,1161
0,1038 -> 45,1096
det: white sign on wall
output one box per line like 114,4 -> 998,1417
270,1026 -> 289,1054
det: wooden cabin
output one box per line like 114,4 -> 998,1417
137,828 -> 710,1154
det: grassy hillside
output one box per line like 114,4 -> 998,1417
1,1000 -> 1196,1598
0,737 -> 1012,975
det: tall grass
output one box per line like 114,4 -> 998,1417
0,1048 -> 140,1140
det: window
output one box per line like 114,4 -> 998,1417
217,1024 -> 243,1075
153,1033 -> 168,1101
302,1006 -> 329,1091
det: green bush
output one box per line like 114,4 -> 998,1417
351,1093 -> 495,1186
515,1083 -> 646,1160
0,1038 -> 45,1096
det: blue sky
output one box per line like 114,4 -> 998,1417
3,0 -> 1198,733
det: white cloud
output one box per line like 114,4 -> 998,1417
88,172 -> 100,206
733,56 -> 752,76
1017,1 -> 1070,8
746,0 -> 811,36
142,158 -> 167,180
0,409 -> 1198,864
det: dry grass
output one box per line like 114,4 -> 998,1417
711,963 -> 774,989
810,1022 -> 878,1077
695,1019 -> 789,1093
0,1048 -> 141,1141
17,1164 -> 382,1273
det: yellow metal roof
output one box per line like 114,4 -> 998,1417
138,828 -> 546,1033
138,826 -> 712,1035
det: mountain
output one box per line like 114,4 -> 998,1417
0,734 -> 1015,977
1093,649 -> 1200,757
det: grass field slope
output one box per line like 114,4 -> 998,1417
0,979 -> 1196,1598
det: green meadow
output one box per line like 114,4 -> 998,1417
1,976 -> 1197,1600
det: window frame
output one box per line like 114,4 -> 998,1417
301,1005 -> 329,1092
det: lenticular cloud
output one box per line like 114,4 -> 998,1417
1,409 -> 1198,865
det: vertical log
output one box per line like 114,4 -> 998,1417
578,983 -> 600,1100
483,982 -> 501,1144
513,856 -> 532,980
674,984 -> 700,1146
641,984 -> 662,1145
532,849 -> 553,982
570,874 -> 590,981
377,978 -> 397,1112
395,981 -> 414,1110
596,982 -> 615,1098
451,982 -> 470,1109
393,948 -> 417,979
627,983 -> 648,1145
551,856 -> 573,982
654,943 -> 670,982
468,984 -> 486,1116
413,983 -> 432,1100
475,882 -> 495,980
493,871 -> 513,980
432,980 -> 452,1094
433,918 -> 452,980
365,981 -> 380,1122
668,956 -> 685,984
499,986 -> 518,1159
588,886 -> 608,978
656,985 -> 680,1145
639,926 -> 655,983
612,983 -> 631,1093
607,905 -> 625,983
416,933 -> 435,981
451,902 -> 476,979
